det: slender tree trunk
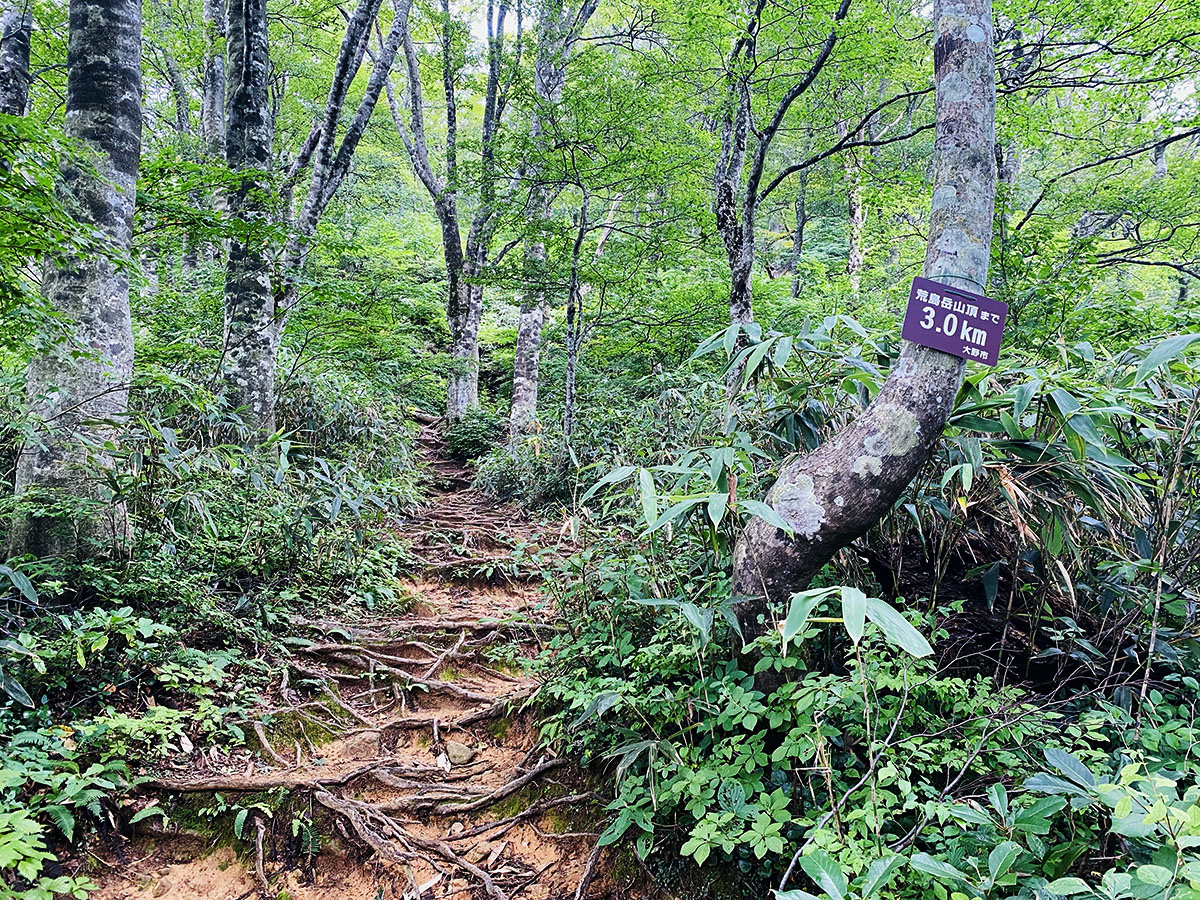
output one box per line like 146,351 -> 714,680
508,0 -> 600,435
220,0 -> 276,434
731,0 -> 997,635
391,0 -> 505,421
12,0 -> 142,559
837,119 -> 865,292
0,0 -> 32,116
561,200 -> 588,440
790,170 -> 807,300
201,0 -> 227,157
510,222 -> 548,431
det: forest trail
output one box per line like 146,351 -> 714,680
90,426 -> 624,900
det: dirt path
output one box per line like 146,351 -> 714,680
91,427 -> 627,900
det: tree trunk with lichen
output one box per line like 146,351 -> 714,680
508,0 -> 599,435
11,0 -> 142,559
0,0 -> 32,116
220,0 -> 275,434
731,0 -> 997,636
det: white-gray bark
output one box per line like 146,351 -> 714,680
508,0 -> 600,435
201,0 -> 227,157
731,0 -> 997,635
220,0 -> 275,434
390,0 -> 512,420
220,0 -> 402,435
12,0 -> 142,558
790,171 -> 808,300
714,0 -> 852,388
0,0 -> 32,116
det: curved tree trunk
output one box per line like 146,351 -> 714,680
0,0 -> 32,116
12,0 -> 142,559
731,0 -> 997,634
220,0 -> 275,434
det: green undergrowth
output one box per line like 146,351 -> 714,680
0,380 -> 426,896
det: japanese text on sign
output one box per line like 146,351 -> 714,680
900,276 -> 1008,366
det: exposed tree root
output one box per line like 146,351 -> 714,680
315,791 -> 510,900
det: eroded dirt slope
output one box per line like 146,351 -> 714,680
90,426 -> 630,900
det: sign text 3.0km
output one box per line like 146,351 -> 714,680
901,276 -> 1008,366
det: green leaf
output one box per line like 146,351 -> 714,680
988,841 -> 1021,882
799,850 -> 847,900
1135,865 -> 1173,887
1044,877 -> 1093,896
1013,379 -> 1040,419
638,468 -> 658,529
841,586 -> 866,646
860,855 -> 905,898
580,466 -> 636,504
742,499 -> 793,535
1044,748 -> 1095,788
130,804 -> 167,824
782,588 -> 836,649
1,670 -> 33,707
910,853 -> 972,885
773,335 -> 794,367
986,782 -> 1008,820
45,805 -> 75,841
233,808 -> 248,840
1135,333 -> 1200,383
645,497 -> 705,535
864,597 -> 933,657
948,803 -> 993,826
0,565 -> 36,603
707,491 -> 728,527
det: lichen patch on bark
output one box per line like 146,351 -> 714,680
774,475 -> 825,539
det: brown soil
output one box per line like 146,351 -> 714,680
88,426 -> 635,900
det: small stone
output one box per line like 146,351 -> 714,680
153,879 -> 173,897
446,740 -> 476,766
449,821 -> 465,836
339,731 -> 381,759
465,841 -> 493,864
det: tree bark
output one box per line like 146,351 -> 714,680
508,0 -> 600,435
391,0 -> 509,421
837,118 -> 865,292
0,0 -> 32,116
12,0 -> 142,559
561,199 -> 588,440
731,0 -> 997,635
201,0 -> 227,158
220,0 -> 401,435
220,0 -> 275,434
713,0 -> 852,389
790,170 -> 808,300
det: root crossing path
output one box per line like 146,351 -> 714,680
94,427 -> 625,900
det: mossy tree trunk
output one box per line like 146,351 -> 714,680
12,0 -> 142,559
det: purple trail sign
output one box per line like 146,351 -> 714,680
900,276 -> 1008,366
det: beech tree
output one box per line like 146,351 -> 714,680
0,0 -> 31,116
389,0 -> 515,421
219,0 -> 275,434
11,0 -> 143,557
731,0 -> 997,632
508,0 -> 600,434
219,0 -> 404,434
